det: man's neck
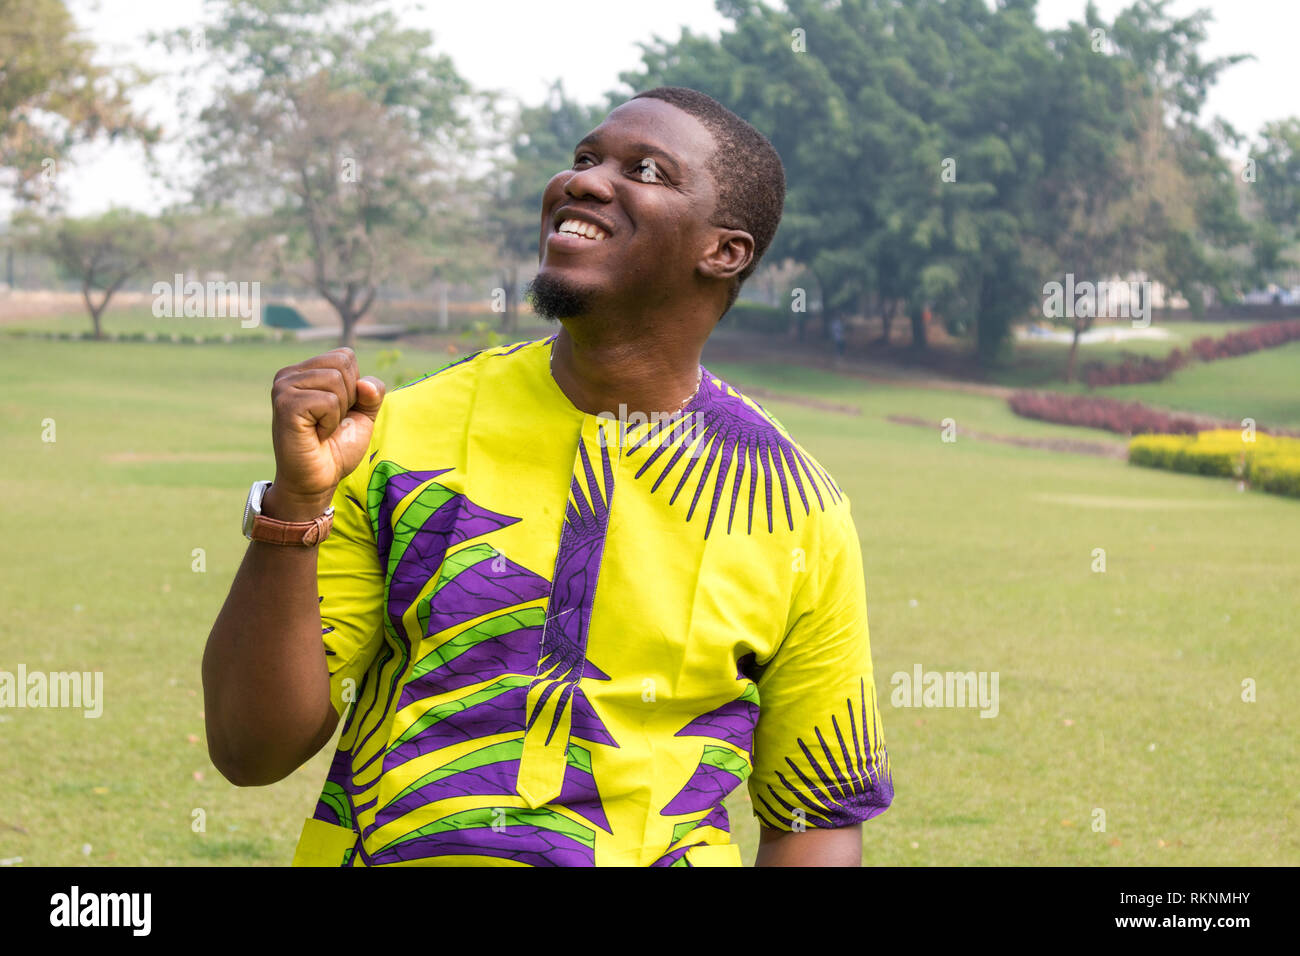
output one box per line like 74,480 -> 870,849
549,322 -> 705,418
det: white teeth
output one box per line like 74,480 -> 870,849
558,218 -> 608,241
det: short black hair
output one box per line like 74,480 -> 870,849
630,86 -> 785,316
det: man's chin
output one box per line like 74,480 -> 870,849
525,270 -> 602,322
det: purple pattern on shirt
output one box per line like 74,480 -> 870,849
527,435 -> 617,748
675,696 -> 760,757
373,467 -> 453,567
420,552 -> 550,641
368,823 -> 595,867
752,677 -> 893,829
660,758 -> 747,817
385,493 -> 520,651
626,370 -> 842,538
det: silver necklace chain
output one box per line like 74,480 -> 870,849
550,348 -> 701,417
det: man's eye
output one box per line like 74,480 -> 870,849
635,159 -> 660,182
573,154 -> 594,167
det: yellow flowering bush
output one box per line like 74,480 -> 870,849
1248,451 -> 1300,498
1128,429 -> 1300,498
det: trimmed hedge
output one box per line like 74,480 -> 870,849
1128,429 -> 1300,498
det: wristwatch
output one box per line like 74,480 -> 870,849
242,479 -> 334,546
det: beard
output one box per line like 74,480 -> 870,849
524,270 -> 598,321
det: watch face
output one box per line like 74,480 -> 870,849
243,480 -> 273,537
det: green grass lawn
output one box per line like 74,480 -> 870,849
0,306 -> 547,341
1,307 -> 275,337
705,358 -> 1124,446
1,335 -> 1296,866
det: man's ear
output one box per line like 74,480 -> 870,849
698,228 -> 754,284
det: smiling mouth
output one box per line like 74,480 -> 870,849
555,218 -> 610,241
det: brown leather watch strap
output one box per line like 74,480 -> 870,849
249,509 -> 334,546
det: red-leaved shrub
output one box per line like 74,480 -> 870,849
1007,391 -> 1300,437
1190,318 -> 1300,361
1082,348 -> 1189,387
1079,319 -> 1300,387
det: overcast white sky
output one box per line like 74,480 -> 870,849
39,0 -> 1300,216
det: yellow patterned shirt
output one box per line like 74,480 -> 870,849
291,335 -> 892,867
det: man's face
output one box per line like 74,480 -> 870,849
529,97 -> 720,322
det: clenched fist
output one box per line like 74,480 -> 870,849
265,347 -> 386,520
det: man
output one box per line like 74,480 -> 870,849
203,86 -> 893,866
830,316 -> 847,359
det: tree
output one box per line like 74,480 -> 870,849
0,0 -> 157,201
1033,11 -> 1153,381
17,209 -> 160,338
620,0 -> 1251,369
177,0 -> 484,347
1104,1 -> 1251,316
1248,118 -> 1300,284
622,0 -> 1060,362
1252,118 -> 1300,230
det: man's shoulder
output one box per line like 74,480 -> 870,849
385,336 -> 550,406
662,367 -> 851,538
695,368 -> 843,492
362,336 -> 549,460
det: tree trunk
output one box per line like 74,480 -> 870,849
878,299 -> 894,345
1065,322 -> 1082,383
910,303 -> 928,351
332,282 -> 376,350
975,278 -> 1002,364
82,284 -> 104,340
339,310 -> 358,349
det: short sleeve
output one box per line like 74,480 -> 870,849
317,454 -> 386,717
747,505 -> 894,831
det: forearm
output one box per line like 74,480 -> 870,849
754,824 -> 864,866
202,487 -> 339,786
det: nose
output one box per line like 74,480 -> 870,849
563,161 -> 615,203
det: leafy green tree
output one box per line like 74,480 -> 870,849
624,0 -> 1059,361
17,209 -> 161,338
1103,0 -> 1252,318
622,0 -> 1250,369
1252,119 -> 1300,229
1247,118 -> 1300,284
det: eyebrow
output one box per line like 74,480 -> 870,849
573,132 -> 685,175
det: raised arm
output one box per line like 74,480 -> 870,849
202,347 -> 385,786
